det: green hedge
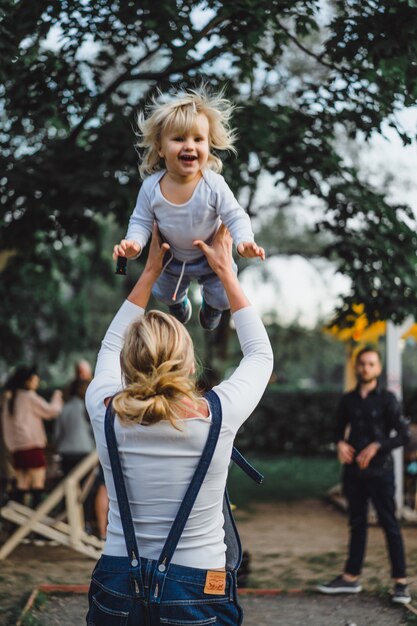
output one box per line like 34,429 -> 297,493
228,456 -> 341,504
235,387 -> 341,454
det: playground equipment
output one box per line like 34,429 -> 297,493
0,450 -> 103,560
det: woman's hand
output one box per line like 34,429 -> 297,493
193,224 -> 234,279
194,225 -> 249,313
143,224 -> 171,279
127,224 -> 170,309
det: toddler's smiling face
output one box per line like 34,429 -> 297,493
158,113 -> 210,181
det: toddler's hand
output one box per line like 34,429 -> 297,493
237,241 -> 265,261
112,240 -> 141,260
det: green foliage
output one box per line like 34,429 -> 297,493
194,316 -> 346,393
232,350 -> 417,456
407,613 -> 417,626
265,320 -> 345,386
235,388 -> 341,454
319,182 -> 417,326
234,355 -> 417,455
228,455 -> 340,506
1,1 -> 417,366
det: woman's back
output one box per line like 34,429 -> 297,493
87,304 -> 273,569
97,413 -> 235,568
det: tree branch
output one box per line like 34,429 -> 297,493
240,173 -> 260,218
274,17 -> 347,74
67,41 -> 225,143
66,9 -> 237,144
187,12 -> 232,45
67,44 -> 162,141
68,10 -> 236,144
123,45 -> 224,83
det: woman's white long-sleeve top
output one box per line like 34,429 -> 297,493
86,301 -> 273,569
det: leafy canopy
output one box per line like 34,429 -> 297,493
1,0 -> 417,368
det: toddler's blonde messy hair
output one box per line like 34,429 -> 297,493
136,85 -> 237,178
113,310 -> 200,428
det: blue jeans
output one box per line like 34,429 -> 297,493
87,556 -> 242,625
343,465 -> 406,578
152,254 -> 237,311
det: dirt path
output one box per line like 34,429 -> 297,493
235,500 -> 417,592
27,592 -> 410,626
1,500 -> 416,625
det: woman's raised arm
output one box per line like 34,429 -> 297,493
193,224 -> 249,314
87,226 -> 170,408
194,225 -> 273,432
127,224 -> 170,308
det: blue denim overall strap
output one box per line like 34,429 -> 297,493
231,447 -> 263,485
104,399 -> 144,593
154,389 -> 223,572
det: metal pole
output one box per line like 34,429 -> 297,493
386,320 -> 411,514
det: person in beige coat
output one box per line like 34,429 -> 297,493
2,365 -> 63,507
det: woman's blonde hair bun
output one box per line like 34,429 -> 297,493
113,310 -> 199,428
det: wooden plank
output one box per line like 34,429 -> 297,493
65,477 -> 85,546
1,508 -> 101,559
0,484 -> 65,559
16,586 -> 39,626
4,502 -> 103,548
0,451 -> 99,560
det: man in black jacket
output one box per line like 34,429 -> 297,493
317,346 -> 411,604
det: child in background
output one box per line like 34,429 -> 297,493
113,86 -> 265,330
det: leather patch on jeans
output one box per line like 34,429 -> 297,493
204,571 -> 226,595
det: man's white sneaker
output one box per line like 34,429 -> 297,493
392,583 -> 411,604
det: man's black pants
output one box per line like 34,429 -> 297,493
342,465 -> 406,578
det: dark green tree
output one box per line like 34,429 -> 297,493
1,0 -> 417,371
